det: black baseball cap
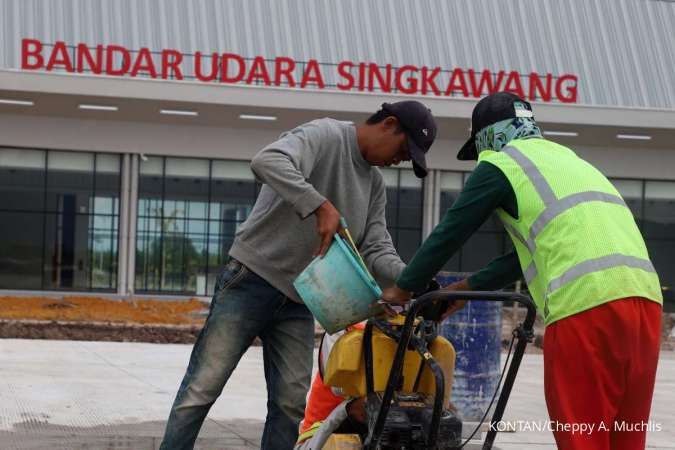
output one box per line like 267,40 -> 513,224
457,92 -> 534,160
382,101 -> 437,178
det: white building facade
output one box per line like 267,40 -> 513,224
0,0 -> 673,309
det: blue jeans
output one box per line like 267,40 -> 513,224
160,258 -> 315,450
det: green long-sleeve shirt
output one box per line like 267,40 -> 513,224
396,162 -> 522,291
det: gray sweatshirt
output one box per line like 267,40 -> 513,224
229,118 -> 406,303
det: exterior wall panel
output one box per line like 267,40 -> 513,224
1,0 -> 673,109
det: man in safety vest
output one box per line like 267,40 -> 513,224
381,92 -> 663,450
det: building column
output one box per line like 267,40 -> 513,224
126,154 -> 139,295
117,154 -> 130,295
422,169 -> 441,239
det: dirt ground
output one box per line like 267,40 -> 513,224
0,295 -> 206,324
0,295 -> 672,350
0,295 -> 207,343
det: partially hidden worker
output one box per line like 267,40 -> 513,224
381,92 -> 663,450
294,324 -> 368,450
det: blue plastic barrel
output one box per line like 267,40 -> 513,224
437,272 -> 502,421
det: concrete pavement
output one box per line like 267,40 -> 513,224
0,339 -> 673,449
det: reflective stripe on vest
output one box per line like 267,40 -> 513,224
501,221 -> 538,283
297,420 -> 323,444
547,253 -> 656,296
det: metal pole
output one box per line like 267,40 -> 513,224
117,154 -> 130,295
126,154 -> 139,295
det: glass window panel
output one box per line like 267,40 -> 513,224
397,185 -> 423,229
210,177 -> 256,233
645,181 -> 675,200
613,179 -> 642,198
612,179 -> 642,220
460,232 -> 504,272
90,220 -> 118,289
92,213 -> 113,230
43,213 -> 92,290
212,160 -> 255,180
187,201 -> 208,220
138,198 -> 162,218
164,159 -> 210,229
440,172 -> 463,218
139,174 -> 163,202
135,231 -> 161,291
165,176 -> 209,201
646,239 -> 674,311
95,172 -> 120,202
383,169 -> 423,252
188,219 -> 208,234
0,211 -> 44,289
206,236 -> 231,296
0,150 -> 121,292
163,199 -> 185,219
399,170 -> 422,189
161,232 -> 189,292
48,151 -> 94,172
165,157 -> 209,178
136,157 -> 213,294
207,237 -> 225,267
140,156 -> 163,175
95,153 -> 121,200
439,173 -> 465,273
0,148 -> 45,169
96,154 -> 120,173
380,168 -> 399,187
385,187 -> 399,229
211,178 -> 257,203
644,181 -> 675,239
46,152 -> 94,213
91,197 -> 114,215
0,164 -> 45,211
395,229 -> 422,264
206,203 -> 219,222
440,172 -> 463,192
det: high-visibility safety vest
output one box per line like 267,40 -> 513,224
478,138 -> 662,325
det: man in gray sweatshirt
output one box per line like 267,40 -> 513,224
160,101 -> 437,450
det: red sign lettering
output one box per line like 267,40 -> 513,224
19,38 -> 578,103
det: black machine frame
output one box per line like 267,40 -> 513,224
362,290 -> 537,450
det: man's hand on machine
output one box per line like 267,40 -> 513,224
378,285 -> 413,317
380,280 -> 469,320
440,279 -> 469,320
380,285 -> 413,304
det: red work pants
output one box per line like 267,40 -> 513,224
543,297 -> 662,450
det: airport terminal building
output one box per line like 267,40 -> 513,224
1,0 -> 673,310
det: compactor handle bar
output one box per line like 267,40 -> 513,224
365,290 -> 536,450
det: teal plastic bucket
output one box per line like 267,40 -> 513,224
293,234 -> 383,334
